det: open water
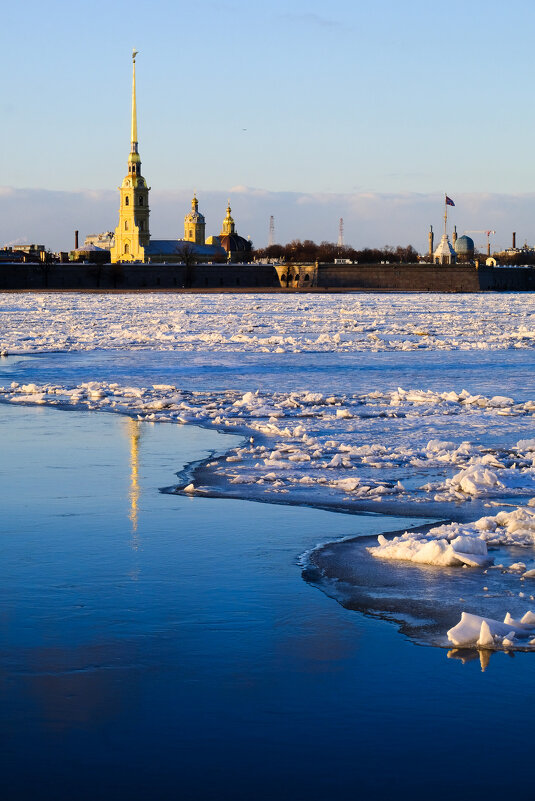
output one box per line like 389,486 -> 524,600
1,399 -> 534,801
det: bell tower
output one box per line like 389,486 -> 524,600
184,194 -> 206,244
111,50 -> 150,263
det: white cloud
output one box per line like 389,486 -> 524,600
0,186 -> 532,253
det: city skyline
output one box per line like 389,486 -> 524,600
2,185 -> 534,254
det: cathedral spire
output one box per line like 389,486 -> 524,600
110,49 -> 150,263
131,49 -> 138,153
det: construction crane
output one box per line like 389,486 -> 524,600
464,229 -> 496,256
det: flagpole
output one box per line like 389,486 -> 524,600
444,194 -> 448,237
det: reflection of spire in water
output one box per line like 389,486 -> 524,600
128,418 -> 141,543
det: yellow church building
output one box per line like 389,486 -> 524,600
110,52 -> 252,265
110,50 -> 150,264
184,195 -> 206,245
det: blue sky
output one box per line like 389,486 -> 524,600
2,0 -> 535,249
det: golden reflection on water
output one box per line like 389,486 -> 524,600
127,418 -> 142,550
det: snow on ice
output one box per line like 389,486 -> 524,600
4,380 -> 535,510
3,291 -> 535,354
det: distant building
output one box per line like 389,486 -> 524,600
0,244 -> 47,262
0,248 -> 25,262
434,234 -> 457,265
85,232 -> 115,250
110,52 -> 248,265
144,240 -> 226,264
70,243 -> 110,263
184,195 -> 206,245
214,202 -> 253,263
12,244 -> 46,255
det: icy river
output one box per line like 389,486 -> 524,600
2,292 -> 535,799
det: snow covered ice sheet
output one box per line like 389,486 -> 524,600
3,291 -> 535,354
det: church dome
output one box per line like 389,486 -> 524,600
454,235 -> 475,255
219,233 -> 251,251
185,211 -> 205,224
219,233 -> 252,261
185,195 -> 205,224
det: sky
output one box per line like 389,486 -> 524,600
2,0 -> 535,251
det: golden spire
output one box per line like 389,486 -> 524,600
221,199 -> 235,235
131,49 -> 139,153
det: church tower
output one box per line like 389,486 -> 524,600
184,195 -> 206,244
221,201 -> 236,236
111,50 -> 150,263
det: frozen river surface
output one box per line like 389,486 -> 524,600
2,292 -> 535,797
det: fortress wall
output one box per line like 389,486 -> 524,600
1,262 -> 535,291
316,264 -> 535,292
0,263 -> 280,290
316,264 -> 481,291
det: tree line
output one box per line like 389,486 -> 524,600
253,240 -> 419,264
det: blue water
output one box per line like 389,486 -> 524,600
1,401 -> 534,801
5,347 -> 535,399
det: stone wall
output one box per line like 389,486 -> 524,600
315,264 -> 535,292
0,263 -> 280,290
1,261 -> 535,292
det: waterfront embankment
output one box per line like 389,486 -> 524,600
1,261 -> 535,291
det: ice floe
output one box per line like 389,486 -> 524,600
4,378 -> 535,510
447,611 -> 535,649
3,292 -> 535,354
367,505 -> 535,649
369,506 -> 535,566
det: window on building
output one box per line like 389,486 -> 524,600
125,196 -> 129,206
139,196 -> 143,206
139,221 -> 144,231
124,244 -> 129,254
125,221 -> 129,231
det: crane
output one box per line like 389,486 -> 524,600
464,229 -> 496,256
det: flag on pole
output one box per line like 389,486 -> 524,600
445,196 -> 455,207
